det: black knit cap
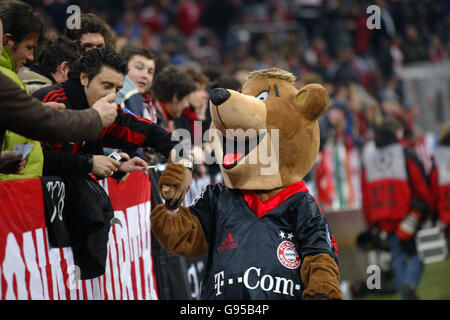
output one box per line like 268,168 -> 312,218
375,118 -> 401,147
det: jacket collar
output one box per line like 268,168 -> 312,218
0,47 -> 28,92
29,64 -> 57,84
160,101 -> 176,120
63,79 -> 90,110
0,46 -> 15,72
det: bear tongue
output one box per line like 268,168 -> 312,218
223,153 -> 243,166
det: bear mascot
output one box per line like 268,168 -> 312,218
151,67 -> 344,300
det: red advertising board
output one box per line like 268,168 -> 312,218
0,172 -> 158,300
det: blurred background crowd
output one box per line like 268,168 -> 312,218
29,0 -> 449,176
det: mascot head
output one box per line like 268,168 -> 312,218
208,67 -> 329,190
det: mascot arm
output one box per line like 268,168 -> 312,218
296,196 -> 344,300
300,253 -> 343,300
151,152 -> 207,258
151,204 -> 208,257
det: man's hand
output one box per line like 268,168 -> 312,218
92,93 -> 118,127
116,155 -> 149,183
0,151 -> 27,174
43,102 -> 66,110
91,155 -> 121,179
116,152 -> 131,183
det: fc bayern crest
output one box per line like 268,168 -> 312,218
277,241 -> 301,269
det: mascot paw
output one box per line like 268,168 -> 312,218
158,158 -> 193,209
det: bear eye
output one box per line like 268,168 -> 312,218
256,91 -> 269,101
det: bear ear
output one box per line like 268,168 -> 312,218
295,84 -> 330,121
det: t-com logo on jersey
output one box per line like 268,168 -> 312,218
214,267 -> 302,297
217,232 -> 238,253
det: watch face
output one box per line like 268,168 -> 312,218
180,159 -> 193,170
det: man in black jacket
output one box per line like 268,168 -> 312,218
34,48 -> 192,182
34,48 -> 194,280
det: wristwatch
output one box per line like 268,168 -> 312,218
180,158 -> 194,171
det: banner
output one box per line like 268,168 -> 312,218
315,143 -> 362,211
0,172 -> 158,300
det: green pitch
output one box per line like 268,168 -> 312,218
357,257 -> 450,300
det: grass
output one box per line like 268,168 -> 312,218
356,257 -> 450,300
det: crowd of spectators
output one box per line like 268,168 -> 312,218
30,0 -> 448,152
0,0 -> 444,198
0,0 -> 446,202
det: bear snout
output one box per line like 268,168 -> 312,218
210,88 -> 231,106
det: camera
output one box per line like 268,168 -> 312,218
107,152 -> 127,180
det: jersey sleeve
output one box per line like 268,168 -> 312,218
404,148 -> 433,217
188,184 -> 219,245
101,107 -> 178,158
42,148 -> 92,176
360,167 -> 374,227
295,194 -> 339,262
429,162 -> 439,220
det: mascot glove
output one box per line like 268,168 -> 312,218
158,150 -> 193,210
